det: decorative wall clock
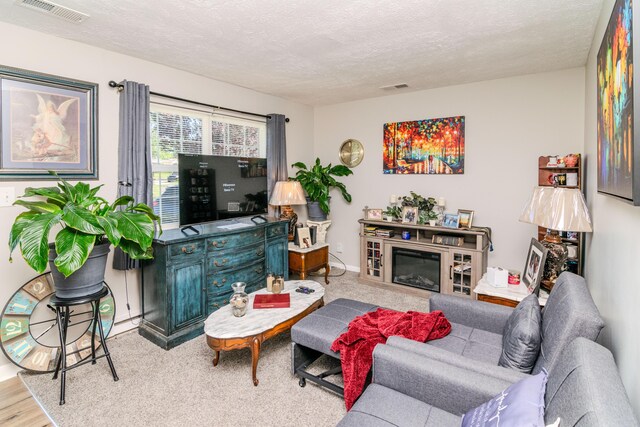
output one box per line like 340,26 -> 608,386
339,139 -> 364,167
0,273 -> 115,372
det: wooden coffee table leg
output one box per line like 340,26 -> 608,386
324,263 -> 330,284
251,337 -> 261,386
212,350 -> 220,367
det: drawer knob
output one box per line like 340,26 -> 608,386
213,303 -> 219,308
181,245 -> 195,254
212,278 -> 227,287
214,258 -> 229,267
223,299 -> 228,304
256,248 -> 265,256
211,239 -> 228,248
254,266 -> 264,274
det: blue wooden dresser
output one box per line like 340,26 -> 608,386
140,217 -> 289,349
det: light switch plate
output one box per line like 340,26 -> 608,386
0,187 -> 16,207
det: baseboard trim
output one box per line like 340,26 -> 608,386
329,261 -> 359,273
0,362 -> 20,382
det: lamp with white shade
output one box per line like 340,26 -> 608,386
269,180 -> 307,239
519,186 -> 592,289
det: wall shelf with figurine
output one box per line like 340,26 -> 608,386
537,154 -> 584,276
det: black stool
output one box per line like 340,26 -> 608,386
50,285 -> 119,405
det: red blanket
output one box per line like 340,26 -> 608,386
330,308 -> 451,410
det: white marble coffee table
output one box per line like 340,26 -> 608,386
204,280 -> 324,386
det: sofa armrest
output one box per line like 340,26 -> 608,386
429,294 -> 513,334
372,344 -> 515,415
386,336 -> 528,384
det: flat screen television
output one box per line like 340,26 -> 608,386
178,154 -> 268,226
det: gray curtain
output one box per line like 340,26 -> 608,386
113,81 -> 153,270
267,114 -> 288,217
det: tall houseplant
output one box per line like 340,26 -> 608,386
292,158 -> 353,220
9,174 -> 160,298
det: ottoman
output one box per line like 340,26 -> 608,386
291,298 -> 378,395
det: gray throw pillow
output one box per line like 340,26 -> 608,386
498,293 -> 541,373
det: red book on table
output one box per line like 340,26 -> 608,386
253,293 -> 291,309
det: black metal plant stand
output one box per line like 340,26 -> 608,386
49,285 -> 119,405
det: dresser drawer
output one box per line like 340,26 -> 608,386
168,240 -> 205,261
207,228 -> 265,252
267,223 -> 287,239
207,243 -> 265,272
208,293 -> 231,312
207,260 -> 266,297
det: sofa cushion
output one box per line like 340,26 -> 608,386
290,298 -> 378,356
337,384 -> 460,427
426,322 -> 502,365
532,272 -> 604,374
461,370 -> 547,427
498,293 -> 542,373
544,338 -> 639,426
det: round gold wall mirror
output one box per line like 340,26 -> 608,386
339,139 -> 364,167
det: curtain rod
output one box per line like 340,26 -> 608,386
108,81 -> 289,122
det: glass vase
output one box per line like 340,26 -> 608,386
230,282 -> 249,317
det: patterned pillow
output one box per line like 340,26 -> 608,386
498,293 -> 542,373
461,370 -> 547,427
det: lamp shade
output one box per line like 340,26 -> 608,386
269,181 -> 307,206
519,187 -> 592,232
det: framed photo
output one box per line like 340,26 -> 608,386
522,238 -> 548,296
401,206 -> 418,224
296,227 -> 312,248
442,213 -> 460,228
0,66 -> 98,179
365,208 -> 383,220
457,209 -> 474,229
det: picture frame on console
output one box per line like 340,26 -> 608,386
522,238 -> 548,296
401,207 -> 418,224
296,227 -> 312,248
442,213 -> 460,228
457,209 -> 474,228
365,208 -> 383,220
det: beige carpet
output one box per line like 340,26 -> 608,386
20,271 -> 430,427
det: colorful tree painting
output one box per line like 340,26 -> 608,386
383,116 -> 465,174
597,0 -> 637,202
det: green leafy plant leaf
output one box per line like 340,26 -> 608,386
62,204 -> 104,235
9,212 -> 38,260
113,211 -> 154,249
118,237 -> 153,259
97,215 -> 122,246
291,157 -> 353,214
54,228 -> 96,277
18,213 -> 62,273
13,200 -> 62,214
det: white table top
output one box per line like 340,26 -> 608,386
204,280 -> 325,339
287,242 -> 329,253
474,275 -> 549,306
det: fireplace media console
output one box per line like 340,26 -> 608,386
359,219 -> 490,298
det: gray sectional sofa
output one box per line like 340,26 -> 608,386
337,337 -> 638,426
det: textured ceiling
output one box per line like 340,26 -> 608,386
0,0 -> 604,105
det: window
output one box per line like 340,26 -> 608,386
150,102 -> 266,228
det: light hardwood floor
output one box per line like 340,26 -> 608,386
0,377 -> 52,427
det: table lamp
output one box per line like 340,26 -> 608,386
519,186 -> 592,289
269,180 -> 307,240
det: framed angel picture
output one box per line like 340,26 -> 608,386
0,66 -> 98,179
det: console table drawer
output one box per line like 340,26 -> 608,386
207,229 -> 265,252
207,243 -> 265,272
168,240 -> 205,261
267,223 -> 287,239
207,261 -> 266,296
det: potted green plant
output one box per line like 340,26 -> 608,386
9,174 -> 160,298
291,158 -> 353,220
384,191 -> 438,225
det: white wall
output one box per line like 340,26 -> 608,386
0,22 -> 314,378
583,0 -> 640,417
313,69 -> 585,271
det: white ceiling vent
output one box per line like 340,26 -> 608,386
16,0 -> 89,23
380,83 -> 409,91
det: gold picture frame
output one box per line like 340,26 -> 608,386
457,209 -> 474,229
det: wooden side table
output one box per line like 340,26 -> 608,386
288,243 -> 330,284
474,275 -> 548,307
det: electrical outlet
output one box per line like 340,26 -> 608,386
336,242 -> 344,253
0,187 -> 15,207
